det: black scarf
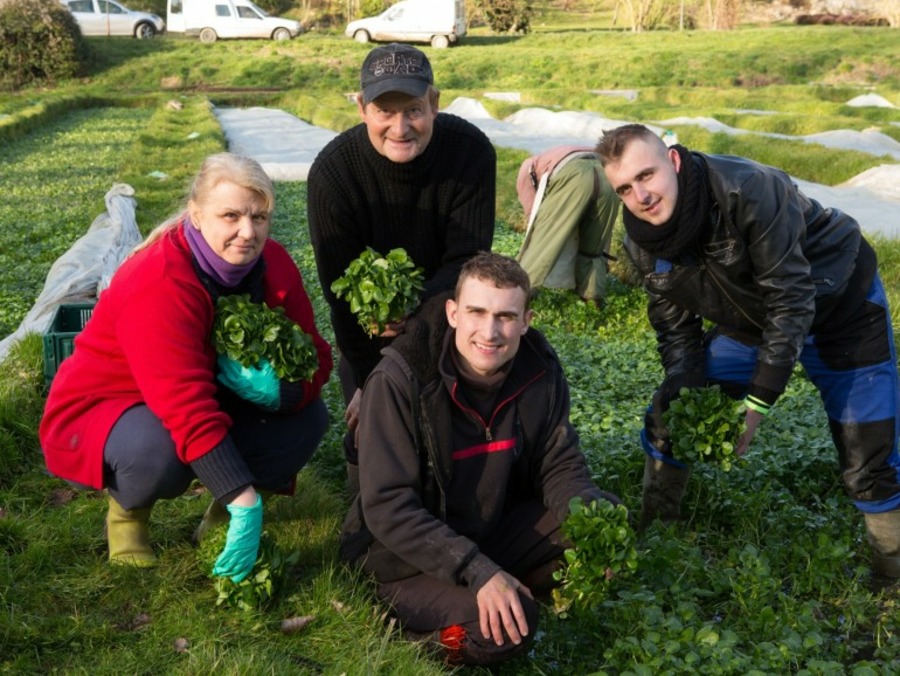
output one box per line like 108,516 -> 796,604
623,145 -> 710,261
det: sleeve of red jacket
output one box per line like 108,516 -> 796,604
116,275 -> 230,464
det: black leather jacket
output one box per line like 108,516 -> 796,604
626,152 -> 871,404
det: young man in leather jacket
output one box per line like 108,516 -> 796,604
598,123 -> 900,580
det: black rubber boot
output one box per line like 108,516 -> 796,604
640,456 -> 691,530
864,510 -> 900,579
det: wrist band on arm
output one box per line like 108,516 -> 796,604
744,394 -> 771,416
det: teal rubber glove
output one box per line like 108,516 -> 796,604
216,355 -> 280,410
212,494 -> 263,583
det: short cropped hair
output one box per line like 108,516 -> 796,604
595,123 -> 663,167
456,252 -> 532,311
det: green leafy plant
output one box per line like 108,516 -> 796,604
664,385 -> 747,471
198,526 -> 299,611
552,497 -> 638,613
0,0 -> 88,90
330,247 -> 425,337
213,294 -> 318,382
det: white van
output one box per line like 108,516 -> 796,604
166,0 -> 301,42
345,0 -> 465,49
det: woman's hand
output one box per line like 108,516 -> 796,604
212,487 -> 262,582
216,355 -> 280,410
475,571 -> 533,646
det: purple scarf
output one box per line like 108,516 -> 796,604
183,217 -> 261,288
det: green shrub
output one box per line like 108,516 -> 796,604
474,0 -> 533,33
0,0 -> 89,90
357,0 -> 388,18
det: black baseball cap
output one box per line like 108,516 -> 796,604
360,43 -> 434,104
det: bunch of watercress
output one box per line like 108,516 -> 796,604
198,526 -> 299,611
552,497 -> 638,613
663,385 -> 747,471
213,294 -> 318,382
330,247 -> 425,337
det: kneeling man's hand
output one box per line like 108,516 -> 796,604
476,571 -> 533,646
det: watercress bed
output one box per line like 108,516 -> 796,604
330,247 -> 425,337
3,24 -> 900,673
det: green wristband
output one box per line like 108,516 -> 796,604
744,395 -> 771,416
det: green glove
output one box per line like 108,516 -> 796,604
217,355 -> 280,410
212,494 -> 263,583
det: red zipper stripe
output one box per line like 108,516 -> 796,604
452,438 -> 516,461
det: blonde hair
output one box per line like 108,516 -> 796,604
133,153 -> 275,253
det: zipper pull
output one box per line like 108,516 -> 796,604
484,427 -> 492,441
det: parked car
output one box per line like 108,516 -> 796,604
61,0 -> 165,38
166,0 -> 302,42
345,0 -> 465,49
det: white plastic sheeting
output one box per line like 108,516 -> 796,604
0,183 -> 142,362
210,100 -> 900,239
213,106 -> 339,181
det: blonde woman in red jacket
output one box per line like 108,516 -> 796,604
40,153 -> 332,580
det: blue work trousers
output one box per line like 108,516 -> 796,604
652,275 -> 900,513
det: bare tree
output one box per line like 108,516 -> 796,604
614,0 -> 669,31
704,0 -> 741,29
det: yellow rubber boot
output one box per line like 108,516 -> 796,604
106,497 -> 157,567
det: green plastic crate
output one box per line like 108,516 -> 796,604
42,302 -> 96,388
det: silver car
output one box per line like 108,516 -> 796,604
62,0 -> 166,38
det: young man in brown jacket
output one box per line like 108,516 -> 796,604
340,252 -> 621,666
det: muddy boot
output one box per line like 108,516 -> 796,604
640,456 -> 691,531
106,497 -> 157,567
193,499 -> 230,544
864,510 -> 900,579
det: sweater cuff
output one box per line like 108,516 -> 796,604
278,380 -> 305,411
460,552 -> 502,593
189,436 -> 254,502
747,360 -> 793,408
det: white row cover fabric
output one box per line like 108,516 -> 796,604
0,183 -> 142,362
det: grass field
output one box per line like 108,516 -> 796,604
1,20 -> 900,674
